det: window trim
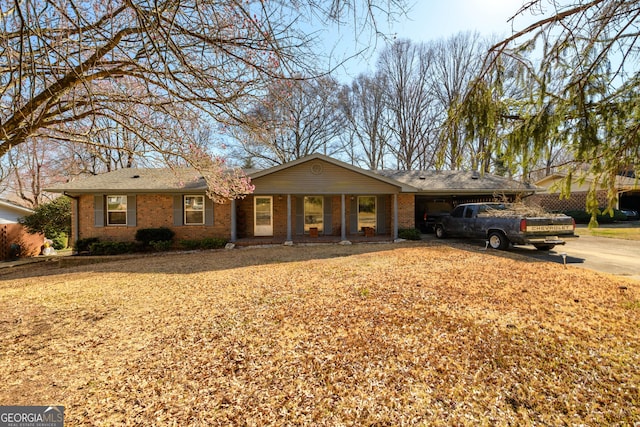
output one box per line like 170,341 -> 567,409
106,195 -> 128,226
184,195 -> 205,225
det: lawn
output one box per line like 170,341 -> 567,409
576,222 -> 640,240
1,242 -> 638,425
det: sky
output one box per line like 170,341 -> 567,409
399,0 -> 532,42
328,0 -> 542,82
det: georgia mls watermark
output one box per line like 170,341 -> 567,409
0,406 -> 64,427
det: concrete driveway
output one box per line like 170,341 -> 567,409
507,234 -> 640,282
432,228 -> 640,281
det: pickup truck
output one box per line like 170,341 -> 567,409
434,202 -> 577,250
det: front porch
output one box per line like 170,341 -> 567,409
231,193 -> 408,243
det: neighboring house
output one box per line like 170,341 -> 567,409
0,199 -> 43,259
533,172 -> 640,212
46,154 -> 537,246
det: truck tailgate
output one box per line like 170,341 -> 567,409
523,217 -> 575,235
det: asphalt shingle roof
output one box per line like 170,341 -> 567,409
374,170 -> 538,193
47,160 -> 536,195
48,168 -> 208,193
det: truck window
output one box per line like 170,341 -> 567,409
464,208 -> 474,218
451,206 -> 465,218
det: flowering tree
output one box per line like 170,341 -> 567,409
0,0 -> 404,200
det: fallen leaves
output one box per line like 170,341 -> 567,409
0,242 -> 638,425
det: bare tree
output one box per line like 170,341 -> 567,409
0,0 -> 405,199
231,76 -> 346,166
3,138 -> 64,207
429,32 -> 488,170
377,39 -> 439,169
339,72 -> 391,169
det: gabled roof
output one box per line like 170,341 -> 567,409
375,170 -> 539,194
249,154 -> 418,192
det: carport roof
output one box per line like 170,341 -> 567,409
374,170 -> 540,194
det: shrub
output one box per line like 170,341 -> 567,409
149,240 -> 173,252
179,237 -> 227,250
89,241 -> 136,255
49,232 -> 68,250
74,237 -> 100,254
135,227 -> 175,246
398,228 -> 422,240
19,196 -> 71,238
179,239 -> 201,250
200,237 -> 228,249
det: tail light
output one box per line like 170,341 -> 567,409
572,218 -> 576,231
520,219 -> 527,232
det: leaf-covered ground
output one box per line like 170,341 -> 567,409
1,242 -> 638,425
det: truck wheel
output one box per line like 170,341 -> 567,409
435,225 -> 446,239
534,244 -> 555,251
488,231 -> 509,250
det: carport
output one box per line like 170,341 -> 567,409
620,190 -> 640,213
374,170 -> 538,232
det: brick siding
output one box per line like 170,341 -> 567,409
76,192 -> 419,243
76,194 -> 231,243
397,194 -> 415,229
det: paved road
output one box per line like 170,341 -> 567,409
438,233 -> 640,282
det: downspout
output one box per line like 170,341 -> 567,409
63,192 -> 80,248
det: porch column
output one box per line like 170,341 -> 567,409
286,194 -> 292,241
341,194 -> 347,240
230,199 -> 237,242
393,193 -> 399,240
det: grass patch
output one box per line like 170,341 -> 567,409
0,242 -> 638,425
576,223 -> 640,240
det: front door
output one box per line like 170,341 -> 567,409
254,196 -> 273,236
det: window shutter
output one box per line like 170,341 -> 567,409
205,197 -> 214,226
323,196 -> 333,235
376,195 -> 387,234
173,195 -> 183,226
94,195 -> 104,228
295,196 -> 304,235
350,197 -> 358,234
127,195 -> 137,227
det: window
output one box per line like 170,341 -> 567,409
304,196 -> 323,233
451,206 -> 465,218
106,195 -> 127,225
184,195 -> 205,225
358,196 -> 376,232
